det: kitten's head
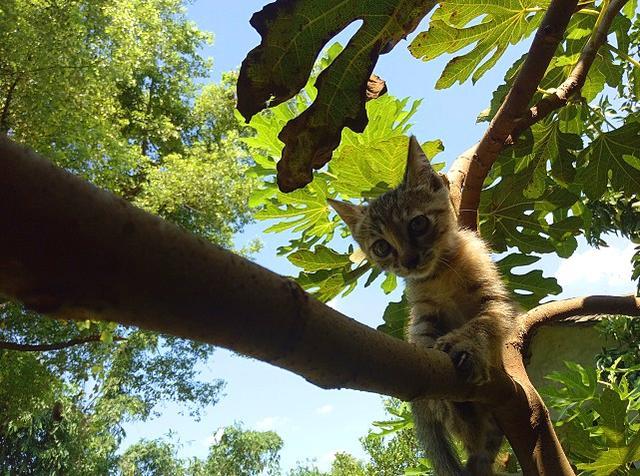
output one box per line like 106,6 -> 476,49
328,136 -> 457,279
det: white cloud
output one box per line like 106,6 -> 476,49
317,450 -> 338,471
315,404 -> 334,415
555,243 -> 635,289
203,428 -> 225,447
255,416 -> 290,431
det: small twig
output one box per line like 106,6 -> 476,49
0,334 -> 126,352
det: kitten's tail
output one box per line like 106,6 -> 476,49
414,419 -> 466,476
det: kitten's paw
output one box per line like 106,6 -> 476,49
435,335 -> 490,384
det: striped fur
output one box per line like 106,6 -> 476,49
329,137 -> 519,476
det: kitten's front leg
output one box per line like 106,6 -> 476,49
435,311 -> 512,384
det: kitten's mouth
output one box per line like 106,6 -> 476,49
403,265 -> 435,279
399,252 -> 437,278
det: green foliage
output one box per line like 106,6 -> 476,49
409,0 -> 547,88
597,315 -> 640,385
0,304 -> 225,473
199,424 -> 283,476
117,425 -> 283,476
577,121 -> 640,201
364,400 -> 427,476
0,0 -> 254,471
237,0 -> 437,192
0,1 -> 254,248
119,438 -> 187,476
378,295 -> 410,340
0,350 -> 120,474
495,254 -> 562,309
542,360 -> 640,475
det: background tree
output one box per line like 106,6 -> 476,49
0,0 -> 255,471
118,425 -> 282,476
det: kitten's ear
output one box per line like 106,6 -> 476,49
327,198 -> 365,233
403,135 -> 445,191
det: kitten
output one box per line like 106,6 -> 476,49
328,136 -> 518,476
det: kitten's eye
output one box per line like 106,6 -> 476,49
372,239 -> 392,258
409,215 -> 430,235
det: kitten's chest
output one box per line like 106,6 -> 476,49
405,277 -> 481,341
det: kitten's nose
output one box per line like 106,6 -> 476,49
401,253 -> 420,269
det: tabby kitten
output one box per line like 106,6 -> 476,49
328,136 -> 518,476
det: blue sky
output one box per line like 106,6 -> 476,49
121,1 -> 638,471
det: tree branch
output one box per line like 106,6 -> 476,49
507,0 -> 629,143
0,334 -> 126,352
523,294 -> 640,339
0,136 -> 474,402
1,76 -> 20,134
447,0 -> 579,229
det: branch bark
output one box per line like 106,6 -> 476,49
447,0 -> 628,230
0,334 -> 126,352
507,0 -> 629,142
447,0 -> 579,229
523,294 -> 640,340
0,136 -> 472,402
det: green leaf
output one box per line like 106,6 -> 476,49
577,122 -> 640,200
257,177 -> 336,238
99,329 -> 114,344
296,263 -> 369,303
329,96 -> 436,200
237,0 -> 437,191
331,134 -> 410,200
381,273 -> 397,294
480,133 -> 583,259
409,0 -> 546,88
378,295 -> 410,340
287,245 -> 351,272
594,388 -> 627,447
496,253 -> 561,308
557,420 -> 599,462
577,447 -> 630,476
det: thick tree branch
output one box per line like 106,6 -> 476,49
507,0 -> 629,142
0,334 -> 126,352
0,136 -> 476,402
447,0 -> 578,229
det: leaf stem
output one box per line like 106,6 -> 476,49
577,8 -> 601,16
606,43 -> 640,70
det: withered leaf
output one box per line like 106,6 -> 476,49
237,0 -> 436,192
